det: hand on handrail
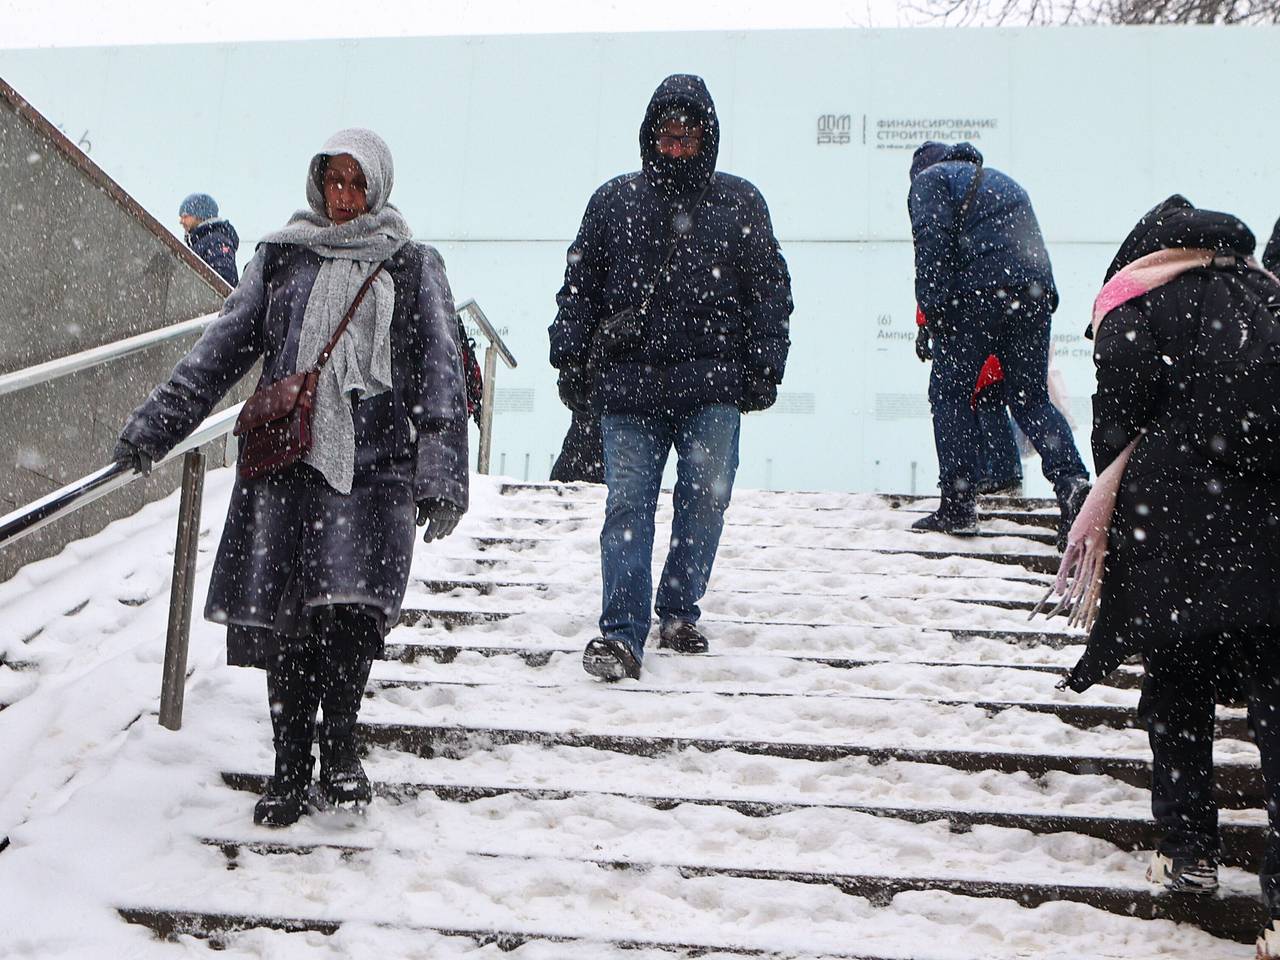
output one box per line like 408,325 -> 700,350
112,438 -> 153,477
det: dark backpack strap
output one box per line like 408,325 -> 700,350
315,262 -> 387,370
957,163 -> 985,223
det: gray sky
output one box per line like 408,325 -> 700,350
0,0 -> 923,49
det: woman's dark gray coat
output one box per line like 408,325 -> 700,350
121,240 -> 469,666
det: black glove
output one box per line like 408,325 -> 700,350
739,375 -> 778,413
915,325 -> 933,363
416,498 -> 462,543
557,365 -> 594,416
112,438 -> 153,476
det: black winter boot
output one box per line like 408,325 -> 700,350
318,715 -> 372,806
1055,476 -> 1091,552
658,620 -> 709,654
254,741 -> 314,827
257,649 -> 321,827
317,653 -> 374,807
911,484 -> 978,536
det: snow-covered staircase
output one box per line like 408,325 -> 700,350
0,475 -> 1267,959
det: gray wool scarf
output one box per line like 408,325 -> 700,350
260,128 -> 413,494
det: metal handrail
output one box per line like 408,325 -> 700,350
457,299 -> 516,369
0,402 -> 239,731
0,296 -> 515,729
0,313 -> 219,398
0,403 -> 240,550
457,299 -> 517,475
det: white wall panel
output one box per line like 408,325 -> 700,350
3,27 -> 1277,494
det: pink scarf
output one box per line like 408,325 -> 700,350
1038,248 -> 1216,629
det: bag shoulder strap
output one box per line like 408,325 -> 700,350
315,262 -> 387,370
639,179 -> 714,316
956,163 -> 985,223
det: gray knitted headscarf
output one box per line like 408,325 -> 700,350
260,128 -> 412,494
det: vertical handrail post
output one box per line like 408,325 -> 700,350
159,449 -> 206,730
476,344 -> 499,475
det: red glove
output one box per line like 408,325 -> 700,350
971,354 -> 1005,410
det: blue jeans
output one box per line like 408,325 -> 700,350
599,404 -> 741,661
929,289 -> 1085,499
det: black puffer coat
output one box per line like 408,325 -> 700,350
1066,197 -> 1280,700
121,240 -> 469,666
549,74 -> 793,415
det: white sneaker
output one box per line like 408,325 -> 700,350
1146,850 -> 1219,894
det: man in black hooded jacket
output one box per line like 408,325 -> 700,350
548,74 -> 792,680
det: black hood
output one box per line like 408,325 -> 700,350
640,74 -> 720,197
910,141 -> 983,180
1105,194 -> 1255,282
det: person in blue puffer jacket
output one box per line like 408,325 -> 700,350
908,141 -> 1089,546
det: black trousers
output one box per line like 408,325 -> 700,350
1143,631 -> 1280,881
265,605 -> 377,753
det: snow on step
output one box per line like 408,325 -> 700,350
0,470 -> 1265,957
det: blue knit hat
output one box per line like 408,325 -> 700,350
178,192 -> 218,220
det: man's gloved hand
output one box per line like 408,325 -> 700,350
112,438 -> 153,476
416,498 -> 462,543
739,373 -> 778,413
557,365 -> 594,416
915,325 -> 933,363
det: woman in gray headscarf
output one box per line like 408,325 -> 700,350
114,129 -> 469,826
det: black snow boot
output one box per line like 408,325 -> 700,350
317,654 -> 374,807
583,636 -> 642,681
258,649 -> 322,827
1055,476 -> 1091,552
254,742 -> 314,827
318,715 -> 372,806
911,485 -> 978,536
658,620 -> 709,654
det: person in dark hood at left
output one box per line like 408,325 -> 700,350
549,74 -> 793,680
115,130 -> 469,827
178,192 -> 239,287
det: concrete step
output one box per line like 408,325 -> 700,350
364,675 -> 1248,741
353,721 -> 1264,809
185,836 -> 1266,944
116,905 -> 969,957
393,606 -> 1084,649
378,638 -> 1142,688
470,536 -> 1062,574
415,576 -> 1042,612
216,770 -> 1268,870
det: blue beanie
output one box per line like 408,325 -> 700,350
179,192 -> 218,220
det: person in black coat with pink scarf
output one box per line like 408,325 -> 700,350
1059,196 -> 1280,949
114,129 -> 469,827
